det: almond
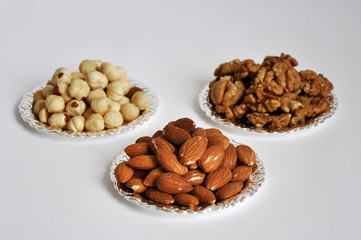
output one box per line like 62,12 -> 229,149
204,167 -> 232,191
124,143 -> 153,157
156,149 -> 188,175
215,181 -> 243,201
198,145 -> 225,173
143,167 -> 165,187
125,178 -> 148,193
221,143 -> 237,170
191,185 -> 216,204
145,188 -> 174,205
152,130 -> 163,138
126,155 -> 159,170
178,136 -> 208,165
183,170 -> 206,185
132,169 -> 149,179
205,128 -> 223,137
135,136 -> 153,144
163,124 -> 191,146
170,118 -> 196,133
192,127 -> 206,137
150,137 -> 177,154
207,134 -> 229,150
156,172 -> 193,194
114,162 -> 134,183
187,162 -> 198,169
174,194 -> 199,206
232,165 -> 252,182
236,145 -> 256,167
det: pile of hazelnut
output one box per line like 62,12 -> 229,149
32,60 -> 149,133
209,53 -> 334,131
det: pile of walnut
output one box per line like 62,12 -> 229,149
114,118 -> 257,209
209,53 -> 334,131
32,60 -> 149,133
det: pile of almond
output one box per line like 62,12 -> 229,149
113,118 -> 258,210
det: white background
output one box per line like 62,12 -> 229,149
1,0 -> 360,239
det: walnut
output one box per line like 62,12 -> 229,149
210,76 -> 245,107
273,61 -> 292,89
309,74 -> 333,97
233,104 -> 247,119
246,113 -> 291,129
215,105 -> 234,120
299,70 -> 317,80
262,53 -> 298,68
214,59 -> 260,79
290,115 -> 305,127
286,68 -> 302,92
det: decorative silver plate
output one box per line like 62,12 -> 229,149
18,79 -> 158,138
199,84 -> 338,134
110,139 -> 265,214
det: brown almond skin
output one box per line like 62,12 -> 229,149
236,145 -> 256,167
150,137 -> 178,154
221,143 -> 238,170
183,170 -> 206,185
198,145 -> 225,173
126,87 -> 143,98
205,128 -> 223,137
204,167 -> 232,191
132,169 -> 148,179
163,124 -> 191,146
114,162 -> 134,183
207,134 -> 229,150
215,181 -> 243,201
125,178 -> 148,193
178,136 -> 208,165
174,194 -> 199,206
170,118 -> 196,133
187,162 -> 198,169
232,165 -> 253,182
135,136 -> 153,144
126,155 -> 159,170
124,143 -> 153,157
156,172 -> 193,194
156,149 -> 188,175
152,130 -> 163,138
145,188 -> 174,204
192,127 -> 206,137
191,185 -> 216,204
143,167 -> 165,187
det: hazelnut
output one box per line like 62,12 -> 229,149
33,90 -> 45,103
120,103 -> 139,121
100,62 -> 127,82
71,71 -> 86,80
67,115 -> 85,132
106,81 -> 125,101
110,101 -> 121,112
48,113 -> 70,129
42,85 -> 54,98
33,100 -> 46,116
79,60 -> 102,75
85,113 -> 105,132
65,100 -> 86,116
46,80 -> 54,86
131,91 -> 149,111
104,110 -> 124,128
119,79 -> 131,95
86,89 -> 106,103
90,97 -> 112,115
126,87 -> 143,98
118,96 -> 130,105
45,95 -> 65,113
68,79 -> 90,100
38,108 -> 49,123
86,71 -> 108,90
54,82 -> 72,102
52,67 -> 72,85
83,107 -> 93,119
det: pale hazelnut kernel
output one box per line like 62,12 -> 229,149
100,62 -> 127,82
131,91 -> 149,111
54,82 -> 72,102
85,113 -> 105,132
119,79 -> 131,95
33,90 -> 45,103
120,103 -> 140,122
71,71 -> 86,80
68,79 -> 90,100
48,113 -> 70,129
118,96 -> 130,105
67,115 -> 85,132
52,67 -> 72,85
79,60 -> 100,75
65,100 -> 86,116
42,85 -> 54,98
106,81 -> 125,101
86,71 -> 108,90
45,95 -> 65,113
86,89 -> 107,103
33,100 -> 46,116
91,97 -> 112,115
38,108 -> 49,123
110,101 -> 121,112
104,110 -> 123,128
46,80 -> 54,86
83,107 -> 93,119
